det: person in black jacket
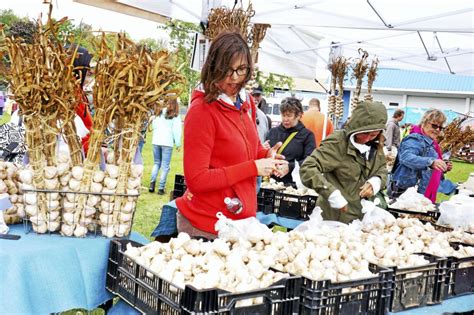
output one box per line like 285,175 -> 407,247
266,97 -> 316,185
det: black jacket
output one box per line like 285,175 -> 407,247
266,121 -> 316,184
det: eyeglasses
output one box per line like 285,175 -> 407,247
226,66 -> 249,77
431,123 -> 444,131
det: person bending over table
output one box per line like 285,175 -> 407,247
300,101 -> 388,223
388,109 -> 456,201
151,31 -> 287,240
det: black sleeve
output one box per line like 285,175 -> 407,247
298,130 -> 317,166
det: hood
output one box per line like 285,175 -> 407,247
191,89 -> 250,112
345,101 -> 388,135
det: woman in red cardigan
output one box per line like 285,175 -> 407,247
173,31 -> 287,238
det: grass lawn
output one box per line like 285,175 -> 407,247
133,133 -> 183,240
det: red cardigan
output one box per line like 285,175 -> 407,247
176,90 -> 268,234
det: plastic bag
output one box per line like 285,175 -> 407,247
214,212 -> 272,243
361,199 -> 396,227
390,187 -> 435,212
438,195 -> 474,229
291,161 -> 304,189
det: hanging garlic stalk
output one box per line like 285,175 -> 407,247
327,59 -> 338,122
205,4 -> 255,42
335,57 -> 350,121
250,23 -> 271,64
350,49 -> 369,111
364,58 -> 379,102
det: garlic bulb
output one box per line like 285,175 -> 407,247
130,164 -> 144,178
61,224 -> 75,236
86,195 -> 100,207
74,225 -> 88,237
24,193 -> 37,205
99,213 -> 114,225
60,173 -> 72,187
101,226 -> 115,238
68,178 -> 81,191
44,166 -> 58,179
105,164 -> 119,179
91,182 -> 103,193
18,169 -> 33,184
71,166 -> 84,181
57,162 -> 70,176
104,177 -> 118,190
45,178 -> 59,190
58,152 -> 70,164
93,170 -> 105,183
127,177 -> 141,189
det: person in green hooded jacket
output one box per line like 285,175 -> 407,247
300,101 -> 388,223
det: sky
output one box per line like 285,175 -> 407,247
1,0 -> 169,42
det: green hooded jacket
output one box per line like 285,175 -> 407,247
300,101 -> 388,223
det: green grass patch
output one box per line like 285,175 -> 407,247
132,133 -> 183,240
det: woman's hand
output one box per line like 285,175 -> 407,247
255,158 -> 288,176
359,182 -> 374,198
339,205 -> 348,212
262,140 -> 271,150
266,142 -> 285,160
431,159 -> 447,172
273,163 -> 289,178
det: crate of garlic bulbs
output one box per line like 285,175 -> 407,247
106,235 -> 302,315
18,152 -> 141,238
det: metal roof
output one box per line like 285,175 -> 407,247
344,68 -> 474,93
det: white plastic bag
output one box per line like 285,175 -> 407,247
438,195 -> 474,229
390,187 -> 435,212
292,207 -> 324,232
214,212 -> 272,243
291,161 -> 304,189
361,199 -> 396,226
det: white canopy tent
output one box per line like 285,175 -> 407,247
92,0 -> 474,79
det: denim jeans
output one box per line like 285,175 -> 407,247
150,145 -> 173,190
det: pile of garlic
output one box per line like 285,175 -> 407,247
261,179 -> 318,196
362,217 -> 474,266
282,186 -> 318,197
390,187 -> 436,212
261,179 -> 285,191
0,161 -> 24,224
124,233 -> 290,306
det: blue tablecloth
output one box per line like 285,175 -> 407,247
256,211 -> 304,229
109,294 -> 474,315
0,224 -> 149,315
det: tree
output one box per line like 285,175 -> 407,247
160,20 -> 201,106
254,70 -> 294,94
137,37 -> 167,52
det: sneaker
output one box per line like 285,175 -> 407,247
157,189 -> 165,195
148,181 -> 155,193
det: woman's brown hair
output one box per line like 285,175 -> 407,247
156,98 -> 179,119
200,31 -> 253,103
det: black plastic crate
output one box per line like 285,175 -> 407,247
387,206 -> 440,222
443,242 -> 474,298
274,192 -> 317,220
257,188 -> 278,214
107,239 -> 302,314
389,253 -> 448,312
299,264 -> 393,315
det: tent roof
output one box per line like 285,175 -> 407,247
78,0 -> 474,79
